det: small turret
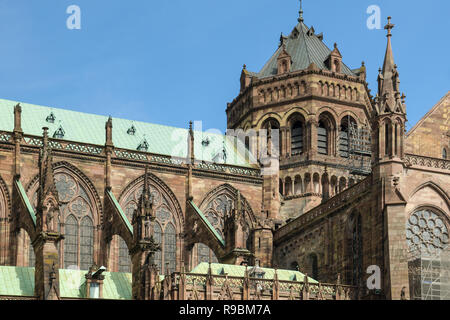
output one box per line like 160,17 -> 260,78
372,17 -> 406,163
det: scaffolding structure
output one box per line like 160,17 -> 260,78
340,117 -> 372,175
409,250 -> 450,300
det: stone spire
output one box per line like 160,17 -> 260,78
372,17 -> 407,163
34,127 -> 63,300
130,166 -> 161,300
375,17 -> 405,116
133,166 -> 156,241
380,17 -> 396,99
38,127 -> 60,224
188,121 -> 195,165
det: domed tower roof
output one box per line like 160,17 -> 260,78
256,7 -> 356,78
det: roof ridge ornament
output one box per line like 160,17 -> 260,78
298,0 -> 304,23
53,124 -> 65,139
127,123 -> 136,135
137,136 -> 149,152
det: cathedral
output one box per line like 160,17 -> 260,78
0,6 -> 448,301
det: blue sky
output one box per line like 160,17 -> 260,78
0,0 -> 448,133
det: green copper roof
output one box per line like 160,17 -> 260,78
0,266 -> 35,297
15,179 -> 36,226
0,266 -> 132,300
258,22 -> 355,78
189,201 -> 225,247
107,189 -> 133,234
0,99 -> 256,168
191,263 -> 318,283
59,269 -> 132,300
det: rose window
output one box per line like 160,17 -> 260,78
406,210 -> 449,258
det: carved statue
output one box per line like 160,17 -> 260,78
193,221 -> 199,234
392,65 -> 400,92
144,218 -> 151,239
43,202 -> 58,232
46,210 -> 54,231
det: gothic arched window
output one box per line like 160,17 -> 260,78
443,148 -> 448,160
199,185 -> 255,254
64,215 -> 78,268
164,223 -> 177,273
196,243 -> 218,265
27,170 -> 98,271
406,209 -> 449,300
28,241 -> 35,267
203,194 -> 231,238
118,237 -> 131,273
80,216 -> 94,270
351,214 -> 363,286
120,178 -> 180,274
56,173 -> 96,270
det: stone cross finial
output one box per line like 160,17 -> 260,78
385,16 -> 395,37
298,0 -> 304,22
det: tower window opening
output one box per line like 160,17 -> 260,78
291,121 -> 304,155
318,120 -> 328,155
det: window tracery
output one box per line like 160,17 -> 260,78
120,180 -> 179,274
28,171 -> 96,270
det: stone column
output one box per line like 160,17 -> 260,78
279,127 -> 286,158
286,127 -> 291,157
390,121 -> 395,158
308,118 -> 318,159
34,233 -> 63,300
13,104 -> 23,178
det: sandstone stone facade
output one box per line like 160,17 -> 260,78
405,92 -> 449,159
0,10 -> 448,301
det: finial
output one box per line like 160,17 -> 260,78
298,0 -> 304,23
384,16 -> 395,37
242,64 -> 247,70
334,42 -> 337,49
